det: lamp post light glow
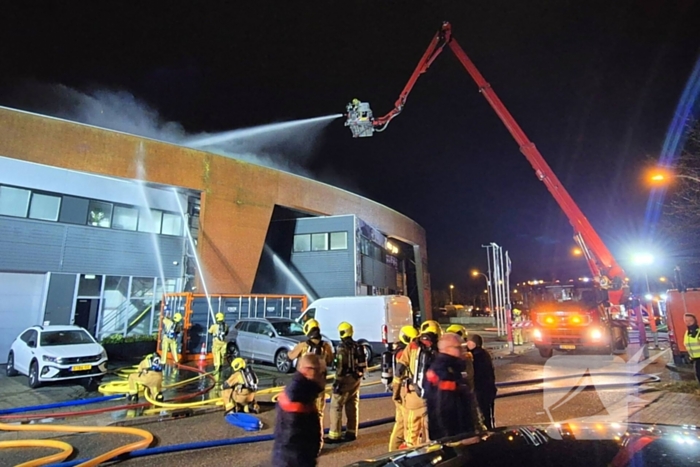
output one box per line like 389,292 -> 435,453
572,247 -> 583,256
632,253 -> 654,266
449,284 -> 454,305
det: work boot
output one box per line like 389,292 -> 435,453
250,403 -> 260,414
344,433 -> 357,442
324,437 -> 343,445
155,393 -> 164,402
127,394 -> 139,403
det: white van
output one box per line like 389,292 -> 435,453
298,295 -> 414,361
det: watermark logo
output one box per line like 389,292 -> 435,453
542,347 -> 669,440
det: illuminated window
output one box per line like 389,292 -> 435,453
88,200 -> 112,228
330,232 -> 348,250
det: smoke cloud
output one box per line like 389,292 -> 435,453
1,82 -> 338,177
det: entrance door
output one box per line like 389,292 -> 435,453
74,299 -> 100,336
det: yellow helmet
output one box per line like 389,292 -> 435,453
338,322 -> 354,339
399,326 -> 419,345
446,324 -> 468,339
215,312 -> 225,322
231,357 -> 246,372
420,320 -> 442,337
303,319 -> 320,336
173,312 -> 183,323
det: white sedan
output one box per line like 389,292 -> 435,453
6,325 -> 108,389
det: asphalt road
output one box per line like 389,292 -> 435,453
3,343 -> 672,467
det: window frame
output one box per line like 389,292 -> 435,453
311,233 -> 329,251
111,204 -> 140,231
293,234 -> 312,253
0,185 -> 31,218
28,190 -> 62,222
329,231 -> 348,250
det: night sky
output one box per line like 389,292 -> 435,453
2,2 -> 700,293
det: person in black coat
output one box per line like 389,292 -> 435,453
467,333 -> 497,430
425,333 -> 475,441
272,354 -> 326,467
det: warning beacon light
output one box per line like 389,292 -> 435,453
345,99 -> 375,138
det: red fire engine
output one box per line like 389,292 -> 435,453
345,22 -> 630,357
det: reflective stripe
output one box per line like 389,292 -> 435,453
277,391 -> 315,414
328,430 -> 342,440
438,380 -> 457,391
426,370 -> 438,384
685,333 -> 700,358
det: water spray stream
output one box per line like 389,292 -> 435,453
134,143 -> 166,290
171,188 -> 215,322
264,244 -> 318,301
186,114 -> 343,148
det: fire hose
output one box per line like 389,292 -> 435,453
46,372 -> 659,467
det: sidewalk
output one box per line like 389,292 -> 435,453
0,367 -> 90,411
630,391 -> 700,426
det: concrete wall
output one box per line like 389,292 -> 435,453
0,106 -> 431,315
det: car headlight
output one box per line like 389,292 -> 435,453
591,328 -> 603,340
43,355 -> 61,363
100,350 -> 108,360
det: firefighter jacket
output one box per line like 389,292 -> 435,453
162,317 -> 181,340
208,322 -> 229,342
397,334 -> 437,397
223,367 -> 258,392
288,337 -> 334,369
685,325 -> 700,359
335,337 -> 367,379
272,372 -> 324,467
425,352 -> 475,440
470,346 -> 497,400
137,355 -> 161,375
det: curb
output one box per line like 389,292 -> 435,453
666,362 -> 694,375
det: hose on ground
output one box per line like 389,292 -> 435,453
0,395 -> 123,416
0,422 -> 153,467
0,439 -> 74,467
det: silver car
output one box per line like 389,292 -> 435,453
229,318 -> 306,373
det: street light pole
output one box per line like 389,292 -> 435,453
449,284 -> 454,305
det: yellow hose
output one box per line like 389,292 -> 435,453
143,388 -> 223,408
0,439 -> 74,467
0,422 -> 153,467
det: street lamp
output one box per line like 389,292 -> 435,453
449,284 -> 454,305
472,270 -> 493,315
572,247 -> 583,256
648,169 -> 700,185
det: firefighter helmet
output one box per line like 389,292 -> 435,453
149,354 -> 162,371
173,312 -> 183,323
338,322 -> 354,339
231,357 -> 246,372
399,325 -> 419,345
215,312 -> 225,322
446,324 -> 468,339
420,320 -> 442,337
303,319 -> 320,336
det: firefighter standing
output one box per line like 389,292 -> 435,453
512,308 -> 524,345
396,320 -> 441,447
684,313 -> 700,383
287,319 -> 334,423
222,357 -> 260,413
446,324 -> 468,340
161,312 -> 183,364
208,313 -> 229,372
127,353 -> 163,402
327,322 -> 367,443
388,325 -> 419,451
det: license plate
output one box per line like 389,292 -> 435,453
71,364 -> 91,371
559,344 -> 576,350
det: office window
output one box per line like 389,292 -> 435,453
293,234 -> 311,252
88,200 -> 112,228
0,186 -> 31,218
330,232 -> 348,250
112,205 -> 138,231
29,193 -> 61,221
311,233 -> 328,251
161,212 -> 183,236
138,208 -> 163,233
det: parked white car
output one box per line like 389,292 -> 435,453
6,325 -> 108,389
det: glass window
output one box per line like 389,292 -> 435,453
88,200 -> 112,228
330,232 -> 348,250
112,206 -> 138,231
272,320 -> 304,337
235,321 -> 248,331
128,277 -> 156,337
293,234 -> 311,252
311,233 -> 328,251
29,193 -> 61,221
0,186 -> 31,217
40,330 -> 94,346
78,274 -> 103,297
138,208 -> 163,234
98,276 -> 131,339
161,212 -> 183,236
20,329 -> 37,344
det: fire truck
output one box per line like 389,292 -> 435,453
344,22 -> 630,358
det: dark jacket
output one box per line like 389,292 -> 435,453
470,346 -> 497,400
272,372 -> 324,467
425,352 -> 475,441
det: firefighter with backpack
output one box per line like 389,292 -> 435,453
385,325 -> 419,451
222,357 -> 260,414
327,322 -> 367,443
396,319 -> 441,447
127,353 -> 164,402
208,313 -> 229,373
161,311 -> 183,364
287,320 -> 334,412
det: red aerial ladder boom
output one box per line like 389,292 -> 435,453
345,22 -> 626,305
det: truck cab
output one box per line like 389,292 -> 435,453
528,284 -> 628,358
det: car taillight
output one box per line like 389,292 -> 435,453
382,325 -> 388,344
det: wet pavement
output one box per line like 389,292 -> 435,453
2,335 -> 695,466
